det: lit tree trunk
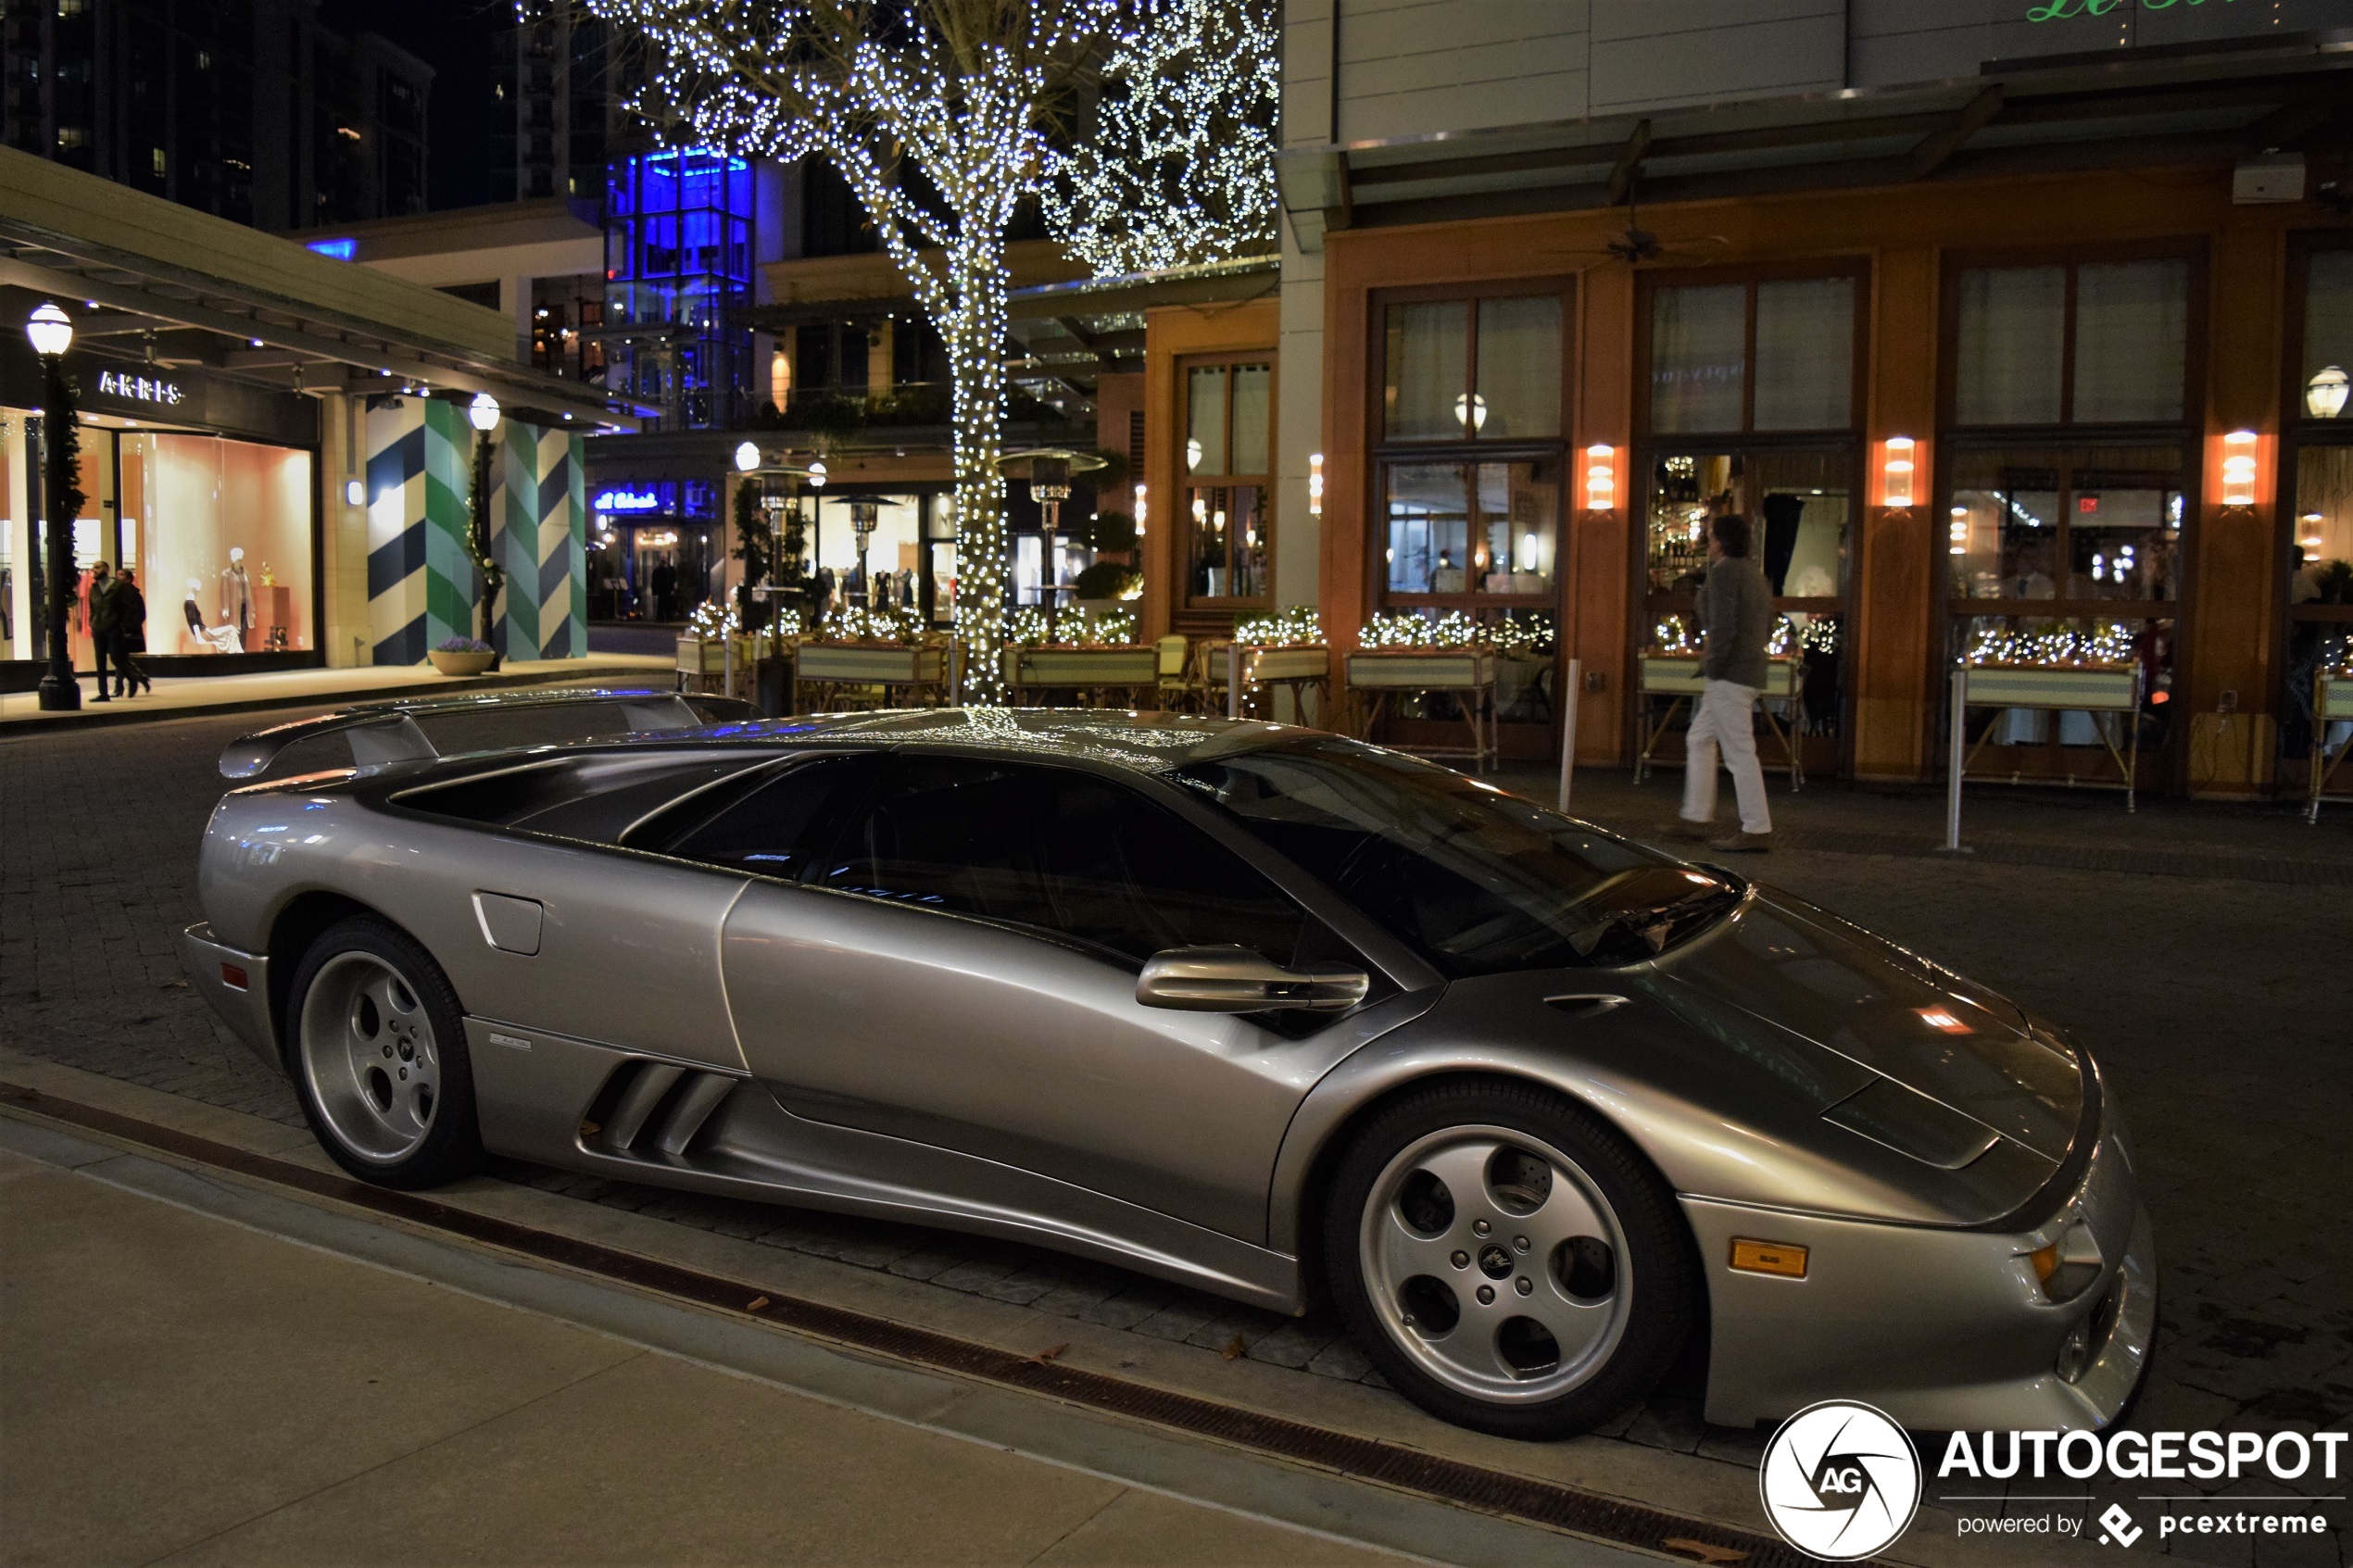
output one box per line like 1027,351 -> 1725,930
940,235 -> 1010,698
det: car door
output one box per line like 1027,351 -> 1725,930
716,752 -> 1380,1245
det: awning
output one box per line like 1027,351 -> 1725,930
1277,28 -> 2353,242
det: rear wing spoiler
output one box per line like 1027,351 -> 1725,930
219,687 -> 761,781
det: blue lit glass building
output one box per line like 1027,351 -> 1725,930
605,149 -> 756,431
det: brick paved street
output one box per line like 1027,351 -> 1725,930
4,699 -> 2349,1563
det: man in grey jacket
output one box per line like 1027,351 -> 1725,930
1673,513 -> 1773,851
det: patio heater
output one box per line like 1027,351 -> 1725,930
1028,455 -> 1071,634
839,495 -> 887,609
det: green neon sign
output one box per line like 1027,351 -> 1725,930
2028,0 -> 2236,18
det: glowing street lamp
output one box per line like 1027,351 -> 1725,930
28,302 -> 80,709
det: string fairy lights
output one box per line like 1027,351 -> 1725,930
1043,0 -> 1279,276
1965,620 -> 2136,669
1234,606 -> 1324,646
586,0 -> 1120,702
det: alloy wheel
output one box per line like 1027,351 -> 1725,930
1358,1124 -> 1633,1404
298,950 -> 442,1163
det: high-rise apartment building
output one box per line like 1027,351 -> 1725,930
491,3 -> 631,205
0,0 -> 431,232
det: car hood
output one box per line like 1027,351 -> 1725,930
1649,886 -> 2083,1162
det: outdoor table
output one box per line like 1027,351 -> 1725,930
2307,670 -> 2353,824
1633,654 -> 1805,790
1002,646 -> 1160,707
1203,643 -> 1331,724
1345,649 -> 1494,771
1956,662 -> 2142,811
794,641 -> 950,710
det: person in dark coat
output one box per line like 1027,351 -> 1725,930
84,559 -> 118,702
650,558 -> 678,622
109,567 -> 151,696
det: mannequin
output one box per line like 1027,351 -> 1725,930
220,546 -> 252,647
186,576 -> 241,654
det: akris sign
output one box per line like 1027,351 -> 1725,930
2028,0 -> 2241,19
94,370 -> 187,407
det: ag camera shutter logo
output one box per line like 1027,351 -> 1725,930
1759,1400 -> 1922,1560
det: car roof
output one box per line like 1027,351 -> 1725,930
660,707 -> 1315,776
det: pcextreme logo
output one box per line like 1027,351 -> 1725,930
1758,1400 -> 1923,1561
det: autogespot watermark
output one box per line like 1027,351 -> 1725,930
1759,1409 -> 2342,1560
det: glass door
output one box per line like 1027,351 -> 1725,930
1641,446 -> 1854,775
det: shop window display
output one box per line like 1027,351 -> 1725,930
126,433 -> 314,654
1383,460 -> 1558,599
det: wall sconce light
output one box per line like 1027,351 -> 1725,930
1308,453 -> 1324,517
1133,482 -> 1147,536
1583,444 -> 1616,511
2309,365 -> 2348,420
2299,512 -> 2325,551
1883,436 -> 1916,509
1949,505 -> 1969,555
2221,430 -> 2259,508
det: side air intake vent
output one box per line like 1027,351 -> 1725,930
585,1060 -> 740,1160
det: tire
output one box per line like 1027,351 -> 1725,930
1321,1077 -> 1699,1440
286,915 -> 484,1189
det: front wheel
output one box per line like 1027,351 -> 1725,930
287,916 -> 483,1188
1322,1079 -> 1699,1440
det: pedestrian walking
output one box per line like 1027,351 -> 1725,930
1669,513 -> 1774,852
84,559 -> 118,704
110,567 -> 151,696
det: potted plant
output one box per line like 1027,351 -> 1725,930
428,636 -> 496,677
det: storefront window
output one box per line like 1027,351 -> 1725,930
1647,274 -> 1856,435
127,433 -> 315,654
1946,447 -> 2184,604
1954,257 -> 2190,427
2284,246 -> 2353,793
1383,294 -> 1562,442
1385,460 -> 1558,598
1184,358 -> 1272,605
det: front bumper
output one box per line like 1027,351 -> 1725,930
1689,1124 -> 2154,1432
179,922 -> 279,1074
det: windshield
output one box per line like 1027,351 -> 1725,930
1175,737 -> 1740,975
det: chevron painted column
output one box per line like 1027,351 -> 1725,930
365,398 -> 586,664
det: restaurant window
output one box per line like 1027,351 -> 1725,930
1648,275 -> 1856,435
1184,357 -> 1272,606
2284,243 -> 2353,799
1952,257 -> 2192,428
1639,271 -> 1862,769
1940,251 -> 2198,785
1376,284 -> 1568,608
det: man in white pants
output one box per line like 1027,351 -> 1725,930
1672,513 -> 1774,852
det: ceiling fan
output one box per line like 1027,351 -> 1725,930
1540,184 -> 1730,267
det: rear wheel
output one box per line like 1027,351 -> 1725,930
1323,1079 -> 1698,1439
288,916 -> 482,1188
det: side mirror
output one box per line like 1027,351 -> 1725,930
1136,946 -> 1369,1013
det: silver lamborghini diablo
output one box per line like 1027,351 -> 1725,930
182,690 -> 2153,1441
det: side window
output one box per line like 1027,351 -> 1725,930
661,754 -> 880,878
817,757 -> 1309,966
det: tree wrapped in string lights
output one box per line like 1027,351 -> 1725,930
587,0 -> 1114,699
1046,0 -> 1279,277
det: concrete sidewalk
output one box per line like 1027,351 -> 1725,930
0,656 -> 674,734
0,1138 -> 1430,1568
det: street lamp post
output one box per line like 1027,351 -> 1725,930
462,393 -> 506,667
28,302 -> 80,711
1027,456 -> 1072,638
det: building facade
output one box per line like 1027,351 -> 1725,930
0,145 -> 620,688
0,0 -> 432,232
1246,0 -> 2353,797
